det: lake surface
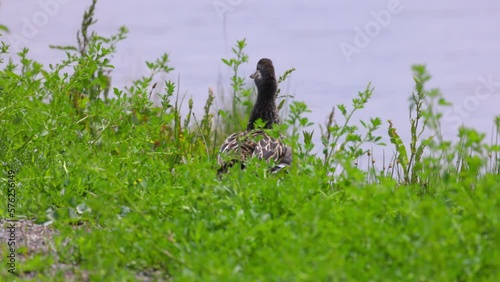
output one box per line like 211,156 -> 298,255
1,0 -> 500,152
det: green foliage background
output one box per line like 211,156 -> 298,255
0,2 -> 499,281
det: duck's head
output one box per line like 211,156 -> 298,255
250,58 -> 277,94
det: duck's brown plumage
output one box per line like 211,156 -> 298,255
218,58 -> 292,174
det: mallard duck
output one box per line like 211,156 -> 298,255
217,58 -> 292,174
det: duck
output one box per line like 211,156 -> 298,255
217,58 -> 292,174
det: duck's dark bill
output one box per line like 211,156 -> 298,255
250,70 -> 258,79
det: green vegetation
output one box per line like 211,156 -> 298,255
1,2 -> 499,281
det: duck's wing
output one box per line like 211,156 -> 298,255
218,130 -> 292,174
217,131 -> 256,170
251,132 -> 292,172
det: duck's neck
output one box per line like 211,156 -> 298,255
246,81 -> 279,131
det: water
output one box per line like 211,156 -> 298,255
1,0 -> 499,152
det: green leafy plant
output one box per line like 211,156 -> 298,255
320,84 -> 384,184
218,39 -> 251,134
1,1 -> 499,281
0,25 -> 9,34
387,65 -> 451,186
